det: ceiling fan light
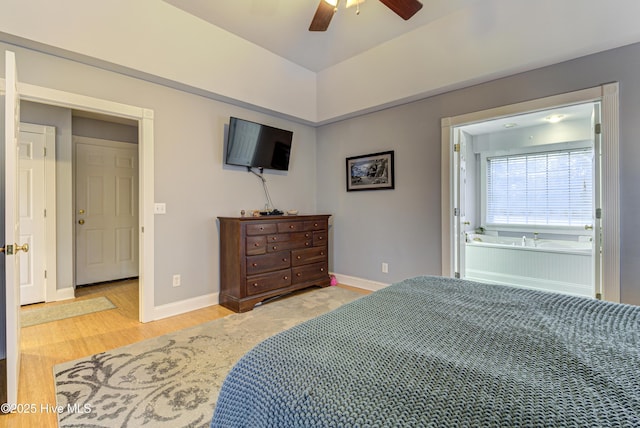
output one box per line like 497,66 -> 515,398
345,0 -> 365,8
323,0 -> 339,7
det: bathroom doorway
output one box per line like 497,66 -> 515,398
454,102 -> 599,298
441,84 -> 620,302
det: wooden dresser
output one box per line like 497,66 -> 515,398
218,214 -> 331,312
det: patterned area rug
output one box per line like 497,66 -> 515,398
21,296 -> 116,327
54,286 -> 362,428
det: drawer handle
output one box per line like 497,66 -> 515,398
283,276 -> 288,280
296,255 -> 301,260
282,258 -> 288,262
305,242 -> 310,246
272,237 -> 277,241
259,226 -> 264,230
252,263 -> 258,267
314,223 -> 318,227
289,225 -> 295,229
318,236 -> 323,240
254,243 -> 260,247
320,267 -> 325,272
305,233 -> 310,238
272,246 -> 278,250
296,273 -> 302,277
320,251 -> 325,256
253,283 -> 259,287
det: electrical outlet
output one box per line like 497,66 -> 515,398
172,274 -> 181,287
154,203 -> 166,214
382,262 -> 389,274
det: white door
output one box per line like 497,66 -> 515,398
75,139 -> 138,285
4,50 -> 28,405
18,125 -> 47,305
454,130 -> 472,278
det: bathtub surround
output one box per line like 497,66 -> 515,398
464,234 -> 593,298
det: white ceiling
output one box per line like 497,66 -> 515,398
460,103 -> 595,136
163,0 -> 480,72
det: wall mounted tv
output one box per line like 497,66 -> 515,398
225,117 -> 293,171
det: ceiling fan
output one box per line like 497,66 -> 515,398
309,0 -> 423,31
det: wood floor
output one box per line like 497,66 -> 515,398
2,279 -> 233,428
2,280 -> 368,427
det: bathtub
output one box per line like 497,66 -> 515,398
464,234 -> 593,298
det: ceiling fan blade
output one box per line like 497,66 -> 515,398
309,1 -> 336,31
379,0 -> 423,20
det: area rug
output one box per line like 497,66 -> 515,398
21,296 -> 116,327
54,286 -> 362,428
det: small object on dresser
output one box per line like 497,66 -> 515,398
240,209 -> 246,217
287,210 -> 299,216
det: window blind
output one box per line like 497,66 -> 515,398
486,148 -> 593,226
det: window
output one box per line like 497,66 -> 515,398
486,148 -> 593,227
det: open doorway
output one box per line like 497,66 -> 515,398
452,102 -> 600,298
16,83 -> 155,323
441,84 -> 620,303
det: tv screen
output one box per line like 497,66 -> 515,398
225,117 -> 293,171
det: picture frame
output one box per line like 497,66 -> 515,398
346,150 -> 395,192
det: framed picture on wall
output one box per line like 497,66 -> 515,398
346,150 -> 395,191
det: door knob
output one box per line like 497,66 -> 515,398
0,243 -> 29,255
78,219 -> 85,225
15,243 -> 29,253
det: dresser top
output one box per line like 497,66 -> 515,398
218,214 -> 331,222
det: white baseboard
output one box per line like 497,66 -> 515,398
148,274 -> 384,321
54,287 -> 75,301
331,272 -> 389,292
151,292 -> 220,321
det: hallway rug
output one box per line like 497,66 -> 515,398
53,286 -> 363,428
21,296 -> 116,327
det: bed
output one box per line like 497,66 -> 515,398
210,275 -> 640,427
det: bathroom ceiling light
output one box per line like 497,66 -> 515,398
544,114 -> 565,123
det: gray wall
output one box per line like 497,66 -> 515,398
72,116 -> 138,143
317,41 -> 640,305
2,42 -> 318,308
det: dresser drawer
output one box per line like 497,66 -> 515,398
291,247 -> 327,267
277,221 -> 304,233
246,269 -> 292,296
266,234 -> 293,252
289,231 -> 313,249
246,223 -> 277,235
292,262 -> 328,284
304,220 -> 326,231
313,231 -> 327,246
246,236 -> 267,255
246,251 -> 291,275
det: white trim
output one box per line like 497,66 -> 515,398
331,272 -> 389,292
152,292 -> 219,321
54,286 -> 75,301
441,84 -> 620,302
2,77 -> 156,321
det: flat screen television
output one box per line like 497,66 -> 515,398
225,117 -> 293,171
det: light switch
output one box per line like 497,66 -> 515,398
154,203 -> 166,214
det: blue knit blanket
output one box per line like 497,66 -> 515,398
211,276 -> 640,427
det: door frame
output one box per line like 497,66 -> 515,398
1,79 -> 156,322
441,83 -> 620,302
